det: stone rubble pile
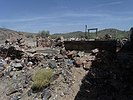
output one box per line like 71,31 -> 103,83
1,36 -> 132,100
0,39 -> 95,100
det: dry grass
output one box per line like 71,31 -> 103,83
32,68 -> 54,90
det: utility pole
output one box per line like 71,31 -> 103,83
85,25 -> 88,39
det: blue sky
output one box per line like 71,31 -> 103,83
0,0 -> 133,33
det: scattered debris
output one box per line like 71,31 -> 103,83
0,29 -> 133,100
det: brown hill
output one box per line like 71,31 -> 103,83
0,28 -> 27,43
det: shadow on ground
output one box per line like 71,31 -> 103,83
74,48 -> 133,100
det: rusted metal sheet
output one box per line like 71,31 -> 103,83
64,40 -> 117,53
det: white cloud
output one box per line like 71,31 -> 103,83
0,17 -> 45,23
0,15 -> 64,23
0,12 -> 110,23
97,1 -> 123,7
110,17 -> 133,21
65,13 -> 109,17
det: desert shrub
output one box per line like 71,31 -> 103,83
32,68 -> 53,90
37,30 -> 50,37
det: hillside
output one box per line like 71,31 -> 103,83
52,28 -> 129,39
51,31 -> 85,39
0,28 -> 129,43
0,28 -> 33,43
98,28 -> 129,38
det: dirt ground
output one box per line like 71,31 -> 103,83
60,67 -> 87,100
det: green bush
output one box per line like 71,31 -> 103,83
32,69 -> 53,90
37,30 -> 50,37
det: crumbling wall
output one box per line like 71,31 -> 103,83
36,37 -> 53,47
64,40 -> 116,53
130,27 -> 133,42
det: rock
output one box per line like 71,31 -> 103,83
11,62 -> 23,70
14,59 -> 21,63
41,88 -> 51,100
51,73 -> 60,81
9,71 -> 15,77
48,61 -> 57,69
9,94 -> 21,100
91,48 -> 99,54
83,61 -> 92,70
36,49 -> 58,55
60,48 -> 66,55
12,73 -> 17,81
6,86 -> 18,96
66,51 -> 76,59
27,89 -> 32,96
54,54 -> 64,60
5,57 -> 11,64
54,37 -> 64,47
0,59 -> 5,70
0,71 -> 4,78
54,55 -> 64,62
4,66 -> 12,75
75,59 -> 82,67
27,61 -> 33,67
80,56 -> 92,70
60,92 -> 64,97
65,59 -> 74,66
77,51 -> 84,57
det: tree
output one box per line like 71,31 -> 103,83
38,30 -> 50,37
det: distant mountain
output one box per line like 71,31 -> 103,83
52,31 -> 85,38
0,28 -> 129,43
97,28 -> 129,38
52,28 -> 129,39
